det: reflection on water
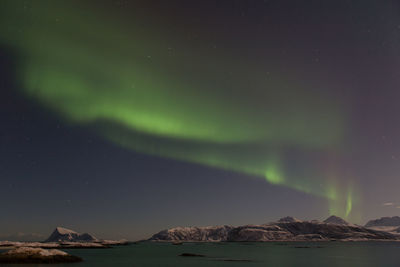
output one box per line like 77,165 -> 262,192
2,242 -> 400,267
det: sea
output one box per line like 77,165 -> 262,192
2,241 -> 400,267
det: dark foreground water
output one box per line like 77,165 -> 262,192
2,242 -> 400,267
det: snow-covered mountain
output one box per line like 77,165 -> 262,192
150,226 -> 234,242
365,216 -> 400,227
278,216 -> 301,223
45,227 -> 97,243
323,215 -> 350,225
149,216 -> 399,242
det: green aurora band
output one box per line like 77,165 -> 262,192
0,1 -> 356,218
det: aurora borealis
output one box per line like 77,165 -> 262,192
1,0 -> 400,240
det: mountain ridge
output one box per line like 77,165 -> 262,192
365,216 -> 400,227
149,216 -> 400,242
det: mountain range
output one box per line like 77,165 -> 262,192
149,216 -> 400,242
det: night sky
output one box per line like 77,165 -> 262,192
1,0 -> 400,241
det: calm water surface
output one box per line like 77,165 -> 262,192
2,242 -> 400,267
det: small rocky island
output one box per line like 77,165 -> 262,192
149,215 -> 400,242
0,226 -> 128,264
0,247 -> 82,264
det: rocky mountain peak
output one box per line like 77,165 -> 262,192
323,215 -> 350,225
45,227 -> 97,243
278,216 -> 301,223
54,227 -> 78,235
